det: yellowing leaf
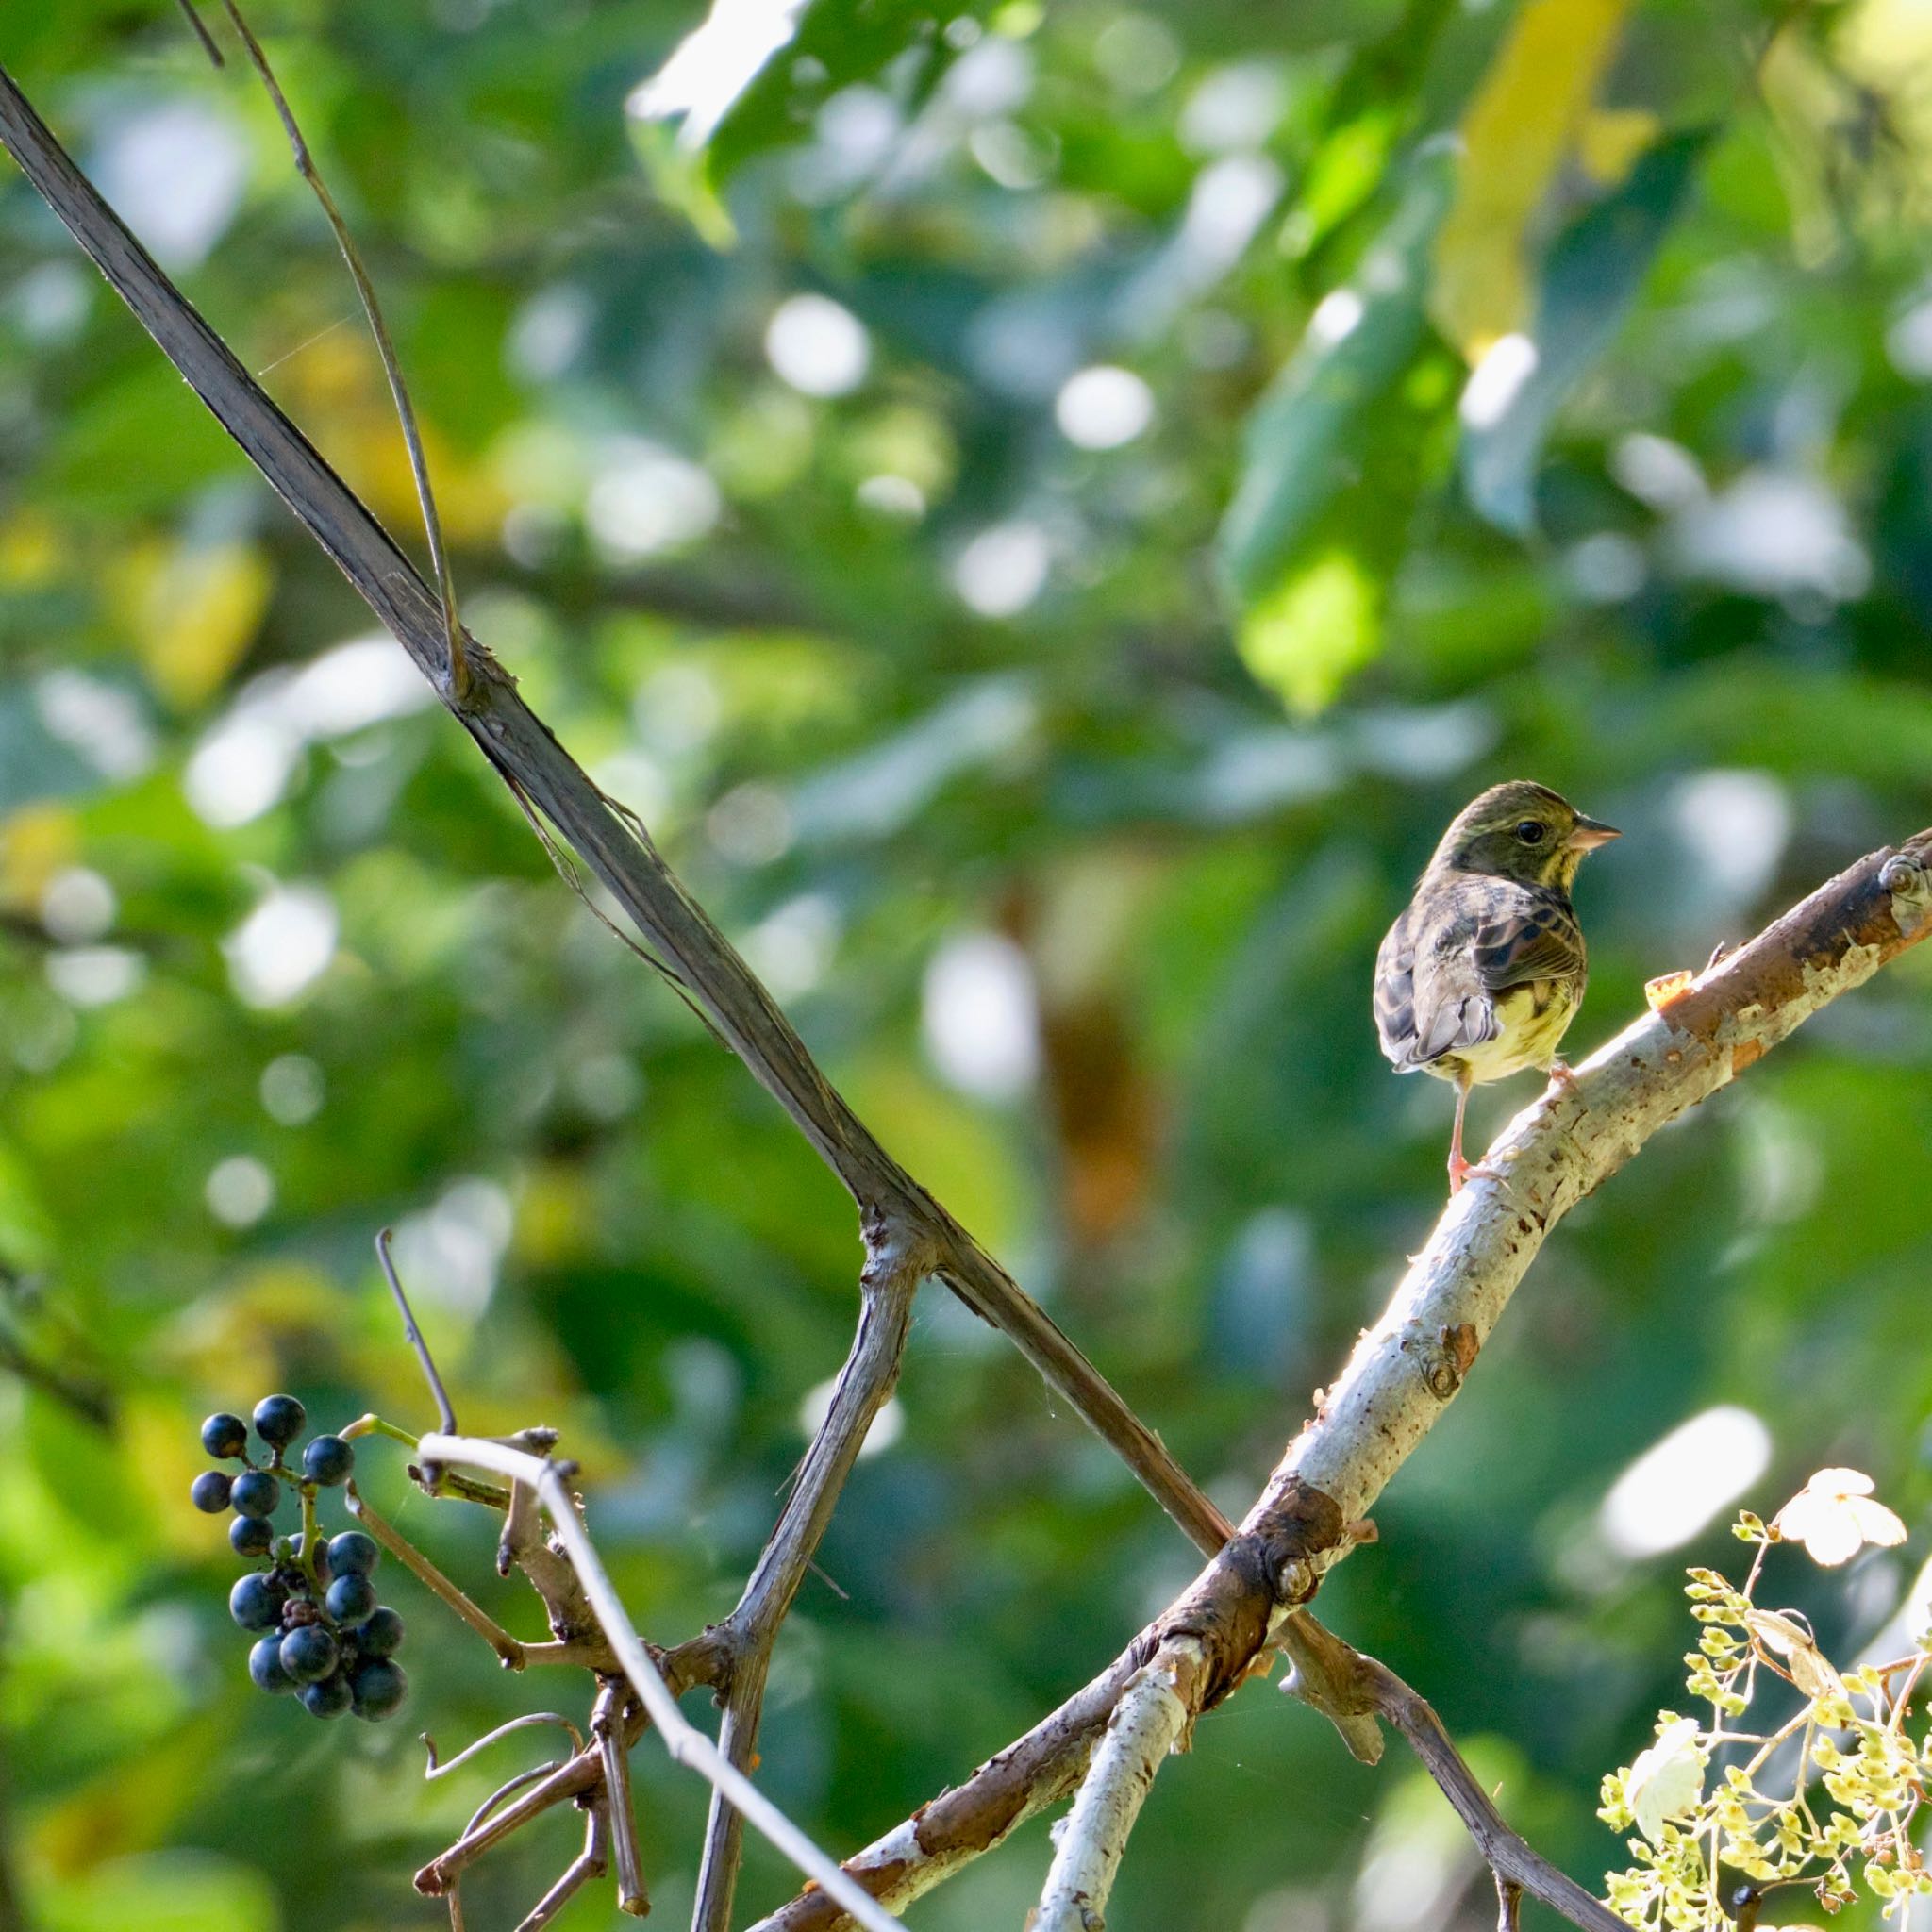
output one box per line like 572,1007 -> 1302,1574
0,510 -> 62,589
1430,0 -> 1635,358
0,801 -> 79,905
1576,106 -> 1664,185
1237,550 -> 1380,717
114,538 -> 273,709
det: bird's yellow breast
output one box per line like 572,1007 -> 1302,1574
1424,980 -> 1580,1086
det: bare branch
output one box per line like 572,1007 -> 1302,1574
749,830 -> 1932,1930
376,1227 -> 458,1436
691,1224 -> 924,1932
0,55 -> 1224,1562
416,1430 -> 906,1932
343,1482 -> 531,1669
0,1325 -> 114,1431
594,1685 -> 651,1918
211,0 -> 471,700
418,1747 -> 605,1895
1033,1637 -> 1210,1932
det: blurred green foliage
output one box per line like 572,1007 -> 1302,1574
3,0 -> 1932,1929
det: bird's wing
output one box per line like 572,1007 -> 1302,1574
1372,908 -> 1421,1066
1383,879 -> 1583,1072
1470,892 -> 1586,994
1377,897 -> 1501,1071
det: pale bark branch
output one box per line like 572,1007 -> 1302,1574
1033,1638 -> 1208,1932
748,831 -> 1932,1930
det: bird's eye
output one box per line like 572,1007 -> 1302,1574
1515,821 -> 1546,845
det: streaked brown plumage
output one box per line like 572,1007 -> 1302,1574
1374,781 -> 1619,1191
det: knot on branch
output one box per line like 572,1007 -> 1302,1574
1881,844 -> 1932,938
1417,1323 -> 1480,1400
1156,1479 -> 1342,1709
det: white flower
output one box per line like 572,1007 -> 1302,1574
1772,1469 -> 1907,1568
1626,1716 -> 1707,1844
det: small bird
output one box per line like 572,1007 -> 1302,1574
1374,781 -> 1619,1191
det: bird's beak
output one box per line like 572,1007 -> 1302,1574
1567,815 -> 1621,852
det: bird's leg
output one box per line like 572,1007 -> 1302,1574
1543,1057 -> 1580,1093
1447,1073 -> 1475,1192
1448,1072 -> 1506,1193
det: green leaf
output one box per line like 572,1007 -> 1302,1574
38,1852 -> 281,1932
1460,128 -> 1711,535
641,0 -> 994,192
1236,549 -> 1379,717
1216,145 -> 1454,613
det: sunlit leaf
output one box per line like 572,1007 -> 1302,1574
1217,147 -> 1453,612
1428,0 -> 1637,358
1459,130 -> 1710,535
1236,550 -> 1379,718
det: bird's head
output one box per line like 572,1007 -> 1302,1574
1429,780 -> 1620,891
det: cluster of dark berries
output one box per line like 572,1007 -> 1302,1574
193,1395 -> 408,1722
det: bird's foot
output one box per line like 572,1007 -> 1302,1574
1448,1155 -> 1505,1194
1543,1058 -> 1580,1094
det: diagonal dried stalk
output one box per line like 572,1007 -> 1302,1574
0,51 -> 1221,1567
0,63 -> 1265,1924
752,832 -> 1932,1930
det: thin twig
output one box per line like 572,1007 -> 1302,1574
416,1431 -> 905,1932
376,1228 -> 458,1435
1354,1655 -> 1630,1932
173,0 -> 225,65
212,0 -> 470,701
344,1481 -> 529,1668
514,1794 -> 608,1932
424,1711 -> 584,1779
594,1684 -> 651,1919
462,1764 -> 567,1840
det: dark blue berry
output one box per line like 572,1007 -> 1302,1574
348,1657 -> 407,1722
230,1515 -> 275,1558
326,1531 -> 379,1578
190,1470 -> 232,1514
301,1435 -> 354,1486
300,1673 -> 353,1719
325,1574 -> 376,1624
279,1624 -> 338,1685
201,1412 -> 249,1459
249,1634 -> 295,1693
354,1606 -> 405,1657
229,1470 -> 280,1519
229,1573 -> 286,1632
252,1393 -> 306,1450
